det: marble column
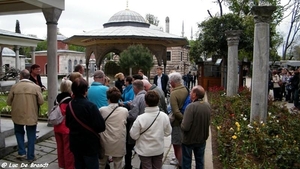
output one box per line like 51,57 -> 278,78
225,30 -> 242,96
14,45 -> 20,69
0,46 -> 2,148
0,46 -> 2,74
42,8 -> 62,113
31,47 -> 36,64
15,45 -> 20,82
250,6 -> 276,123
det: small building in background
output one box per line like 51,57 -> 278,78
35,32 -> 86,76
1,47 -> 26,71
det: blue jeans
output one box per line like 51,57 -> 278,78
14,123 -> 36,160
73,153 -> 99,169
182,142 -> 206,169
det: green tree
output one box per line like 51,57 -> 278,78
292,44 -> 300,60
119,44 -> 154,72
14,20 -> 25,55
191,14 -> 244,60
191,0 -> 284,62
145,14 -> 159,26
69,44 -> 85,52
36,40 -> 47,51
225,0 -> 282,16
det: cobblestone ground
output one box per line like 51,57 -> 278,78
0,136 -> 186,169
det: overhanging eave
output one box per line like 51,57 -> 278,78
64,36 -> 188,47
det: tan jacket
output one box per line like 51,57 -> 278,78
99,103 -> 128,157
7,79 -> 44,125
170,85 -> 189,127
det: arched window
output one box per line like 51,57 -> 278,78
68,59 -> 72,73
74,59 -> 78,66
79,59 -> 83,64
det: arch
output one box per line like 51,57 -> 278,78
68,59 -> 72,73
74,59 -> 78,67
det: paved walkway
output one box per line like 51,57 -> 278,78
0,116 -> 213,169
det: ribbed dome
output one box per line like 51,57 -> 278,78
103,9 -> 150,28
2,47 -> 16,56
108,9 -> 146,23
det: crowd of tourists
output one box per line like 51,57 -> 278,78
7,64 -> 211,169
269,67 -> 300,112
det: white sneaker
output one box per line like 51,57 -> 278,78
171,156 -> 176,160
170,159 -> 178,165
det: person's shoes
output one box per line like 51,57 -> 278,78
16,154 -> 26,160
123,165 -> 132,169
171,156 -> 176,160
170,159 -> 179,165
27,157 -> 36,163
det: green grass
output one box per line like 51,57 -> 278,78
0,91 -> 49,118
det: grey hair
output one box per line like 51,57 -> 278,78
169,72 -> 182,84
20,69 -> 30,79
132,80 -> 144,90
60,79 -> 72,93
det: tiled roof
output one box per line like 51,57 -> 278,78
0,29 -> 44,41
35,49 -> 84,54
75,26 -> 184,40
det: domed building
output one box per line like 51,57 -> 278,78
1,47 -> 26,71
64,8 -> 190,78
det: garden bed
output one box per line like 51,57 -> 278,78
209,86 -> 300,169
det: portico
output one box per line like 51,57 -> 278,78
0,0 -> 65,149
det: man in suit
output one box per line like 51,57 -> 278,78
154,66 -> 169,97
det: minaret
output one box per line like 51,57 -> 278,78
191,27 -> 193,40
165,17 -> 170,33
181,21 -> 184,37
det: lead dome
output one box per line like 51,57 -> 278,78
103,9 -> 150,28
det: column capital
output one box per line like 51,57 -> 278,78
225,30 -> 242,46
251,6 -> 276,23
42,7 -> 62,25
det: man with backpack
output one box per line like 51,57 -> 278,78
168,72 -> 189,169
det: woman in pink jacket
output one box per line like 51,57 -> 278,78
54,80 -> 74,169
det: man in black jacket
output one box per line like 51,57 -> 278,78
153,66 -> 169,97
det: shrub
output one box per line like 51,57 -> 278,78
209,86 -> 300,169
0,91 -> 49,118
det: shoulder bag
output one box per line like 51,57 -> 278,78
104,106 -> 119,122
140,111 -> 160,135
68,101 -> 105,159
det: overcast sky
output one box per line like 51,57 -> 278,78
0,0 -> 223,40
0,0 -> 292,55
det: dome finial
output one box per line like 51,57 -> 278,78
126,0 -> 129,10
